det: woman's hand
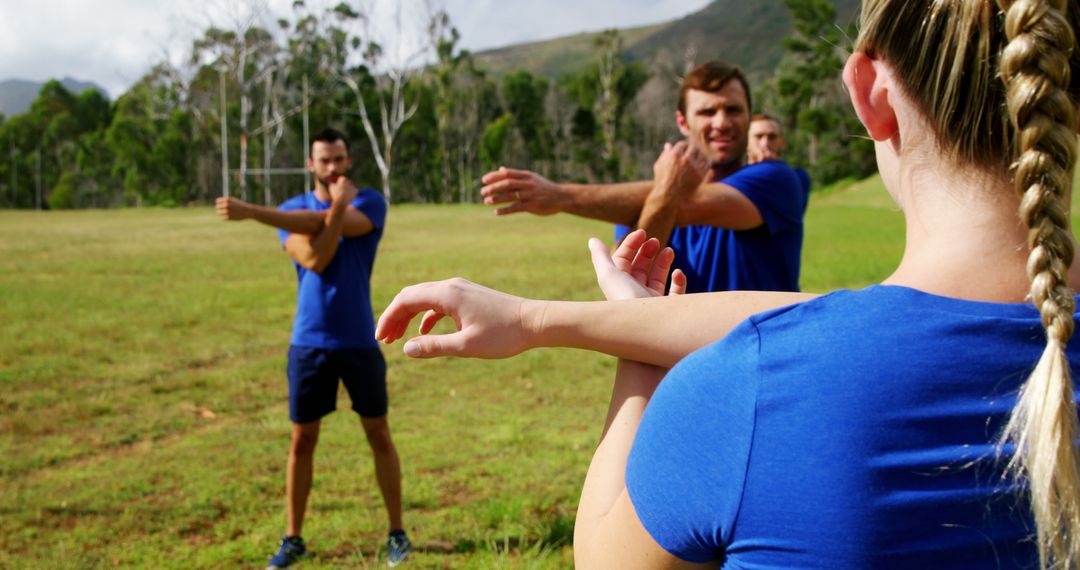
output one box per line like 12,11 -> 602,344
375,278 -> 539,359
591,229 -> 687,301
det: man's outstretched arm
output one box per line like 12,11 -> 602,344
480,167 -> 652,226
216,196 -> 374,237
479,165 -> 763,235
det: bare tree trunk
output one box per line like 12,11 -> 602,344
334,0 -> 430,202
262,73 -> 273,205
341,68 -> 420,203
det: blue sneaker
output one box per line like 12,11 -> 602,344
267,535 -> 307,569
386,530 -> 412,567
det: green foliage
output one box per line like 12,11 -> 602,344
501,70 -> 554,162
0,80 -> 116,209
392,82 -> 441,203
101,84 -> 197,206
481,114 -> 513,170
427,10 -> 503,202
47,171 -> 78,209
555,31 -> 649,182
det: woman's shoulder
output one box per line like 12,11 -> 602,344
748,284 -> 1045,330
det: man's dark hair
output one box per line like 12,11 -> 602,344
310,127 -> 350,154
678,61 -> 752,115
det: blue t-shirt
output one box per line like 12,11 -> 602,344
626,285 -> 1080,568
795,167 -> 811,195
276,189 -> 387,349
616,161 -> 809,293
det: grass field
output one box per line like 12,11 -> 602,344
1,179 -> 928,569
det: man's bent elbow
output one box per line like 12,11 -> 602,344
309,260 -> 330,274
291,254 -> 327,274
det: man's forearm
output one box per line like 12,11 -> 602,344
559,181 -> 653,225
249,204 -> 325,234
307,201 -> 349,273
633,185 -> 682,248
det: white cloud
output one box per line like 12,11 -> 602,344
0,0 -> 713,98
0,0 -> 178,97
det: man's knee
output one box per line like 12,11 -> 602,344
361,417 -> 395,455
291,422 -> 321,456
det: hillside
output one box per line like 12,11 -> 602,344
0,78 -> 109,117
472,22 -> 668,79
473,0 -> 862,79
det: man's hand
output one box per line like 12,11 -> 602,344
590,229 -> 687,301
652,141 -> 710,200
215,196 -> 253,221
328,175 -> 358,205
633,142 -> 712,248
480,167 -> 569,216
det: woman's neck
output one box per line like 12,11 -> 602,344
882,160 -> 1080,303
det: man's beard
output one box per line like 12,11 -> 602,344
316,173 -> 341,188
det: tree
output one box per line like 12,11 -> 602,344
480,114 -> 513,172
427,8 -> 500,202
501,70 -> 553,167
192,2 -> 285,203
772,0 -> 874,185
557,34 -> 649,182
326,0 -> 431,202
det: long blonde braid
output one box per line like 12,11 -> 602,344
998,0 -> 1080,567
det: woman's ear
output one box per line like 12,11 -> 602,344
843,52 -> 899,142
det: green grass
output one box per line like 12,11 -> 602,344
0,179 -> 1064,568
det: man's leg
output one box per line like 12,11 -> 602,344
341,348 -> 410,565
360,415 -> 403,531
287,420 -> 321,537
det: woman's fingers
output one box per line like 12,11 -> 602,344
670,269 -> 687,296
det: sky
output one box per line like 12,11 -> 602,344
0,0 -> 712,99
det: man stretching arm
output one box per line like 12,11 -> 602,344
481,62 -> 810,294
217,128 -> 412,569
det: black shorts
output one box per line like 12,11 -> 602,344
286,345 -> 388,423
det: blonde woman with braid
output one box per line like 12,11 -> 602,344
376,0 -> 1080,567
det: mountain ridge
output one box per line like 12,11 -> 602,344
0,78 -> 109,118
472,0 -> 862,79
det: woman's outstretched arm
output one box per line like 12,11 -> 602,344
375,253 -> 815,367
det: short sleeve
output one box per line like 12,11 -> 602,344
626,319 -> 762,563
795,168 -> 811,195
725,162 -> 807,235
352,188 -> 388,230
